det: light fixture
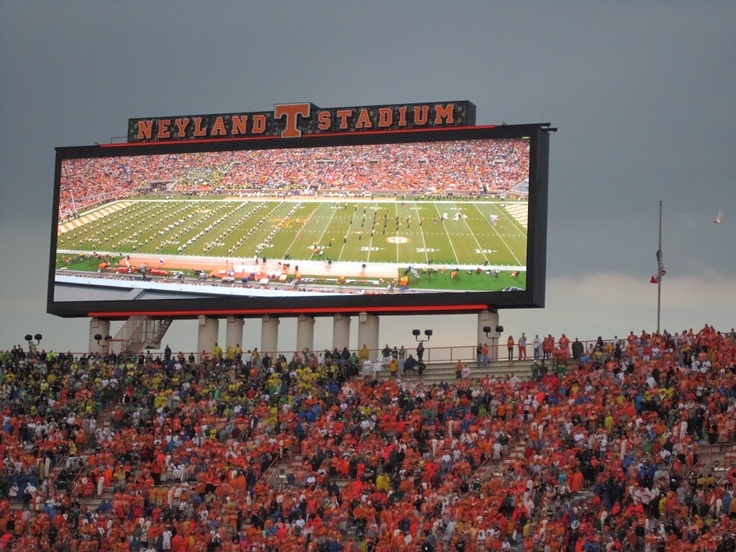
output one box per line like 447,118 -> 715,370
412,329 -> 433,342
24,333 -> 43,347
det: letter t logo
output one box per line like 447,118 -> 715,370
274,103 -> 311,138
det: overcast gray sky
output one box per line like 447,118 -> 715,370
1,1 -> 734,354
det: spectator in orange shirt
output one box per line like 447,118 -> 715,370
507,336 -> 515,361
543,335 -> 555,360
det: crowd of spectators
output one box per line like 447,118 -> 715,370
1,325 -> 736,551
59,140 -> 529,217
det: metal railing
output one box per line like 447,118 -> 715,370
108,316 -> 173,354
18,336 -> 680,368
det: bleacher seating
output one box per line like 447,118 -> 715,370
0,326 -> 735,551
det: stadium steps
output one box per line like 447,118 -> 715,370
264,454 -> 368,491
7,502 -> 26,513
265,454 -> 305,486
475,440 -> 528,482
377,359 -> 535,385
76,490 -> 113,512
112,315 -> 174,354
695,441 -> 736,481
7,488 -> 112,514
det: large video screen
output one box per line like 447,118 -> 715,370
48,124 -> 549,318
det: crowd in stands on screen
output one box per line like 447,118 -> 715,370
1,326 -> 736,550
58,140 -> 530,215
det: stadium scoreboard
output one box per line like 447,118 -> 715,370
48,100 -> 551,319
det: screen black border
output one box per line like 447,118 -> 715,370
48,123 -> 549,319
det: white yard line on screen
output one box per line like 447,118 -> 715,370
462,204 -> 490,265
293,202 -> 338,259
431,202 -> 460,265
365,211 -> 376,263
415,204 -> 429,264
337,205 -> 358,261
391,203 -> 400,265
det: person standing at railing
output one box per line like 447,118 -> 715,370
518,333 -> 527,361
404,354 -> 417,374
212,342 -> 222,363
558,334 -> 570,361
533,335 -> 541,360
476,343 -> 483,369
417,342 -> 425,364
362,358 -> 373,378
382,344 -> 392,367
506,336 -> 515,361
389,357 -> 399,378
358,344 -> 370,365
372,358 -> 382,380
571,338 -> 584,361
543,335 -> 554,360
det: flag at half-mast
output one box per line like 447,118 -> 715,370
650,249 -> 666,284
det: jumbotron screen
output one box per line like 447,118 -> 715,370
48,124 -> 549,318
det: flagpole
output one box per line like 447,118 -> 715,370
657,201 -> 662,333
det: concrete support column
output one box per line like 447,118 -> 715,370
225,316 -> 244,350
197,316 -> 219,356
88,318 -> 111,354
296,314 -> 315,354
357,313 -> 380,361
260,315 -> 280,356
477,310 -> 500,362
332,314 -> 351,352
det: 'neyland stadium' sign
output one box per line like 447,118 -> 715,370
127,101 -> 477,143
